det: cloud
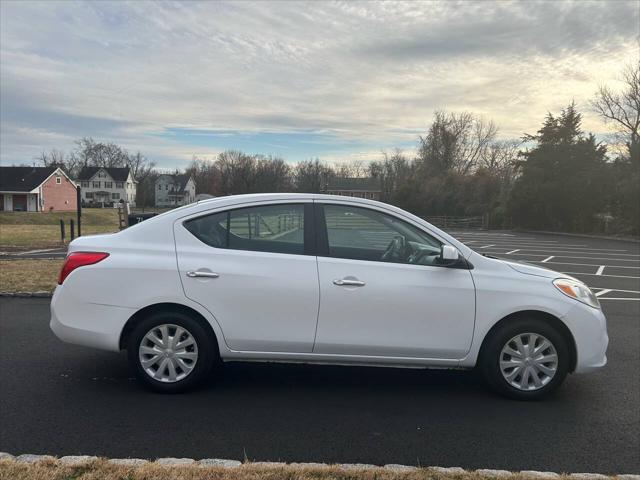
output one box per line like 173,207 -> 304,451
1,0 -> 637,168
356,1 -> 638,61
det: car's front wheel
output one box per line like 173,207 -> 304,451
480,318 -> 570,400
127,311 -> 216,393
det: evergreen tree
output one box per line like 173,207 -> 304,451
510,103 -> 608,232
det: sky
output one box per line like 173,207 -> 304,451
1,0 -> 638,169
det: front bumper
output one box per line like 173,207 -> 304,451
562,302 -> 608,373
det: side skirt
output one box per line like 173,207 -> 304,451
220,351 -> 464,370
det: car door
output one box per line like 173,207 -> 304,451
313,202 -> 476,359
174,202 -> 319,353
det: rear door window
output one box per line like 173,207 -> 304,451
184,203 -> 306,255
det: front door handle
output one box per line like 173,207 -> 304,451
186,270 -> 220,278
333,278 -> 365,287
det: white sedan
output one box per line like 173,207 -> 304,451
50,194 -> 608,399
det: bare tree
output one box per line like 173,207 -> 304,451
37,149 -> 83,177
592,62 -> 640,162
479,140 -> 520,181
417,111 -> 498,175
127,151 -> 155,180
216,150 -> 258,195
335,160 -> 366,178
294,158 -> 335,193
37,149 -> 65,166
187,156 -> 219,195
123,150 -> 156,208
369,149 -> 412,202
70,137 -> 130,169
254,155 -> 293,192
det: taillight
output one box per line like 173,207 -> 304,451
58,252 -> 109,285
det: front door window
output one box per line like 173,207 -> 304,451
321,204 -> 443,265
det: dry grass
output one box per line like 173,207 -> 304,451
0,209 -> 119,249
0,260 -> 62,292
0,224 -> 118,249
0,458 -> 586,480
0,209 -> 119,226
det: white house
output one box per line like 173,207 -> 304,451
155,173 -> 196,207
77,167 -> 137,206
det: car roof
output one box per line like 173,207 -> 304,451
126,193 -> 472,258
194,192 -> 380,207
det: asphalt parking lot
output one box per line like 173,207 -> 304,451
452,230 -> 640,301
0,231 -> 638,474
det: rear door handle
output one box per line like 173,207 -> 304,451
186,270 -> 220,278
333,278 -> 365,287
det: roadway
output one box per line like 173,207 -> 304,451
0,232 -> 638,473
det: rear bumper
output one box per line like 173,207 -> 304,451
563,303 -> 608,373
50,286 -> 135,352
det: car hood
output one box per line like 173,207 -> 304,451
502,260 -> 555,278
497,258 -> 578,281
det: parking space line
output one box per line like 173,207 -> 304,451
595,289 -> 612,297
541,256 -> 554,263
596,265 -> 605,275
598,298 -> 640,301
461,240 -> 577,246
477,244 -> 495,249
591,287 -> 640,294
464,242 -> 629,251
457,237 -> 560,242
561,271 -> 640,279
478,247 -> 639,255
451,230 -> 516,234
481,252 -> 640,262
505,249 -> 520,254
456,236 -> 627,247
530,260 -> 640,269
466,243 -> 585,249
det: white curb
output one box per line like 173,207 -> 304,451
15,454 -> 56,463
520,471 -> 561,479
431,466 -> 468,475
477,469 -> 513,477
155,457 -> 196,466
569,474 -> 610,480
198,458 -> 242,468
108,458 -> 149,466
59,455 -> 98,466
338,462 -> 378,470
385,464 -> 419,471
0,451 -> 637,478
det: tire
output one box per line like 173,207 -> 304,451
479,317 -> 570,400
127,311 -> 217,393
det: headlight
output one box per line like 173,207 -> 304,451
553,278 -> 600,309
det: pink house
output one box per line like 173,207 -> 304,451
0,166 -> 77,212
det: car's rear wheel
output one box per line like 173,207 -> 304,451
480,318 -> 569,400
127,311 -> 216,393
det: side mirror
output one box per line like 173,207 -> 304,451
440,245 -> 460,264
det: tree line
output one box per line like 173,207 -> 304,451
37,63 -> 639,236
